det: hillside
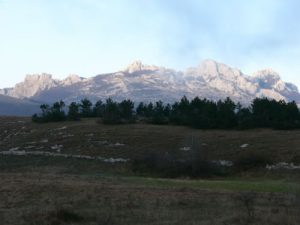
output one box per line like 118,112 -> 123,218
0,117 -> 300,225
0,94 -> 40,116
1,117 -> 300,164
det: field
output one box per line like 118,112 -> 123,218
0,117 -> 300,224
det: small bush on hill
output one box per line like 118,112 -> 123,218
131,151 -> 231,178
234,151 -> 272,171
32,101 -> 66,123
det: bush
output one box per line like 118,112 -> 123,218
131,152 -> 230,178
52,208 -> 84,222
271,121 -> 300,130
32,101 -> 66,123
102,98 -> 136,124
234,152 -> 272,171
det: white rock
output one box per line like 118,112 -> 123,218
180,147 -> 191,151
0,150 -> 129,164
62,134 -> 74,138
112,142 -> 125,147
212,160 -> 233,167
55,126 -> 67,130
240,144 -> 249,148
51,144 -> 63,151
266,162 -> 300,170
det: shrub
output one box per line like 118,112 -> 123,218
234,151 -> 272,171
32,101 -> 66,123
272,121 -> 300,130
53,209 -> 84,222
131,152 -> 230,178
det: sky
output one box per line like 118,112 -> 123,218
1,0 -> 300,88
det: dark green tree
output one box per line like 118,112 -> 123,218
216,97 -> 237,128
93,100 -> 105,117
68,102 -> 80,121
136,102 -> 147,117
119,99 -> 135,120
145,102 -> 154,117
102,98 -> 121,124
80,98 -> 93,117
151,101 -> 168,124
50,100 -> 66,121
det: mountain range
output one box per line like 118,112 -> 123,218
1,59 -> 300,116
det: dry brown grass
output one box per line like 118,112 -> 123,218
1,117 -> 300,163
0,172 -> 299,225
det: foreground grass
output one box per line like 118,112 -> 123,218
1,154 -> 299,195
87,169 -> 300,194
0,155 -> 300,225
116,175 -> 300,194
1,170 -> 299,225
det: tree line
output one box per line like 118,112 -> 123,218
32,96 -> 300,129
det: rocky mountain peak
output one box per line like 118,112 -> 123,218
253,69 -> 281,81
10,73 -> 58,99
24,73 -> 53,82
123,60 -> 162,74
196,59 -> 243,80
62,74 -> 84,86
195,60 -> 256,96
252,69 -> 283,90
198,59 -> 218,75
124,60 -> 144,73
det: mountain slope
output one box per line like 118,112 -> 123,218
0,94 -> 40,116
1,60 -> 300,105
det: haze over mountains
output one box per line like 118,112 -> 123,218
0,94 -> 40,116
1,59 -> 300,116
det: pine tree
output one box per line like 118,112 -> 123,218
68,102 -> 80,120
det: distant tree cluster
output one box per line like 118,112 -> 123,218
32,98 -> 135,124
32,96 -> 300,129
32,101 -> 66,123
136,96 -> 300,129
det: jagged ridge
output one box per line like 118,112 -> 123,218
1,60 -> 300,106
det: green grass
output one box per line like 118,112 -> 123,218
94,173 -> 300,194
1,155 -> 299,195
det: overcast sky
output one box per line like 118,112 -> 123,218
1,0 -> 300,88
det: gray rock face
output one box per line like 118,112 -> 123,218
62,74 -> 86,86
4,73 -> 59,99
1,60 -> 300,105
